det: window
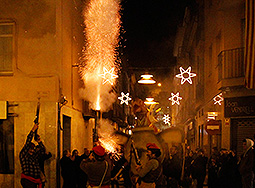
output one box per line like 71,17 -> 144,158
0,22 -> 14,74
0,116 -> 14,174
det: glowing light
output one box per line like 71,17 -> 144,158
162,114 -> 171,125
157,83 -> 162,87
99,137 -> 117,153
99,67 -> 118,85
213,93 -> 223,105
138,74 -> 156,84
118,92 -> 132,105
144,98 -> 158,105
96,95 -> 100,110
176,66 -> 196,85
169,92 -> 182,105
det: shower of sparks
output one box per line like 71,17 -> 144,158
118,92 -> 132,105
80,0 -> 121,76
100,67 -> 118,85
163,114 -> 171,125
213,93 -> 224,105
99,137 -> 118,153
176,66 -> 196,85
79,0 -> 121,110
169,92 -> 182,105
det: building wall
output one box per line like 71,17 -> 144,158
0,0 -> 91,187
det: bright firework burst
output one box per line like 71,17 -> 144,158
79,0 -> 121,110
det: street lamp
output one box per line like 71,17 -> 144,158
144,98 -> 158,105
138,73 -> 156,84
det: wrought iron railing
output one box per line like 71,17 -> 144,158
218,47 -> 244,82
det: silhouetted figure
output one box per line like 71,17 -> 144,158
238,139 -> 254,188
191,149 -> 207,188
60,150 -> 76,188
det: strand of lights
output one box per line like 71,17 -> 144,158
169,92 -> 182,105
176,66 -> 196,85
162,114 -> 171,125
213,93 -> 224,105
118,92 -> 132,105
99,67 -> 118,85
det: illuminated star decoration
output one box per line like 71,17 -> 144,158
213,93 -> 224,105
162,114 -> 171,125
176,66 -> 196,84
99,67 -> 118,85
169,92 -> 182,105
118,92 -> 132,105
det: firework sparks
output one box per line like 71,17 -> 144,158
79,0 -> 121,110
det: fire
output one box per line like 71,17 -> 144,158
99,137 -> 118,153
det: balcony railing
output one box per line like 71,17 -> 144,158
218,47 -> 244,82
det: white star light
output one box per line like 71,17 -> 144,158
176,66 -> 196,85
169,92 -> 182,105
118,92 -> 132,105
163,114 -> 171,125
99,67 -> 118,85
213,93 -> 224,105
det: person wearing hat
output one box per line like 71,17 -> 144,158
136,143 -> 165,188
80,145 -> 113,188
19,123 -> 46,188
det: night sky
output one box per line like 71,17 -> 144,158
121,0 -> 190,69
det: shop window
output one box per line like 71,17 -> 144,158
0,116 -> 14,174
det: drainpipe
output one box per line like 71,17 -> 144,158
56,96 -> 67,188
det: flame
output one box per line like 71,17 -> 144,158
99,137 -> 118,153
96,95 -> 100,110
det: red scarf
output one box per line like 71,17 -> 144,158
21,173 -> 42,188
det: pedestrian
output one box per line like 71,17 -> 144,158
60,149 -> 76,188
80,145 -> 113,188
238,138 -> 254,188
36,135 -> 52,188
136,143 -> 166,188
191,149 -> 207,188
19,123 -> 45,188
81,148 -> 90,159
208,147 -> 219,188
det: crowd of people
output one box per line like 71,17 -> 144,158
19,123 -> 255,188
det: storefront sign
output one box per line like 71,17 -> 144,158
205,120 -> 221,135
224,96 -> 255,117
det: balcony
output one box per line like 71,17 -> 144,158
218,47 -> 245,87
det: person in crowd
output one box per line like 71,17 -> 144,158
78,148 -> 90,188
181,150 -> 194,188
81,148 -> 90,159
80,145 -> 113,188
71,149 -> 81,187
136,143 -> 166,188
36,137 -> 52,188
238,138 -> 254,188
191,149 -> 207,188
207,147 -> 219,188
60,149 -> 76,188
19,123 -> 46,188
163,145 -> 181,188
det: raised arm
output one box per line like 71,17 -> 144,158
19,123 -> 39,158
